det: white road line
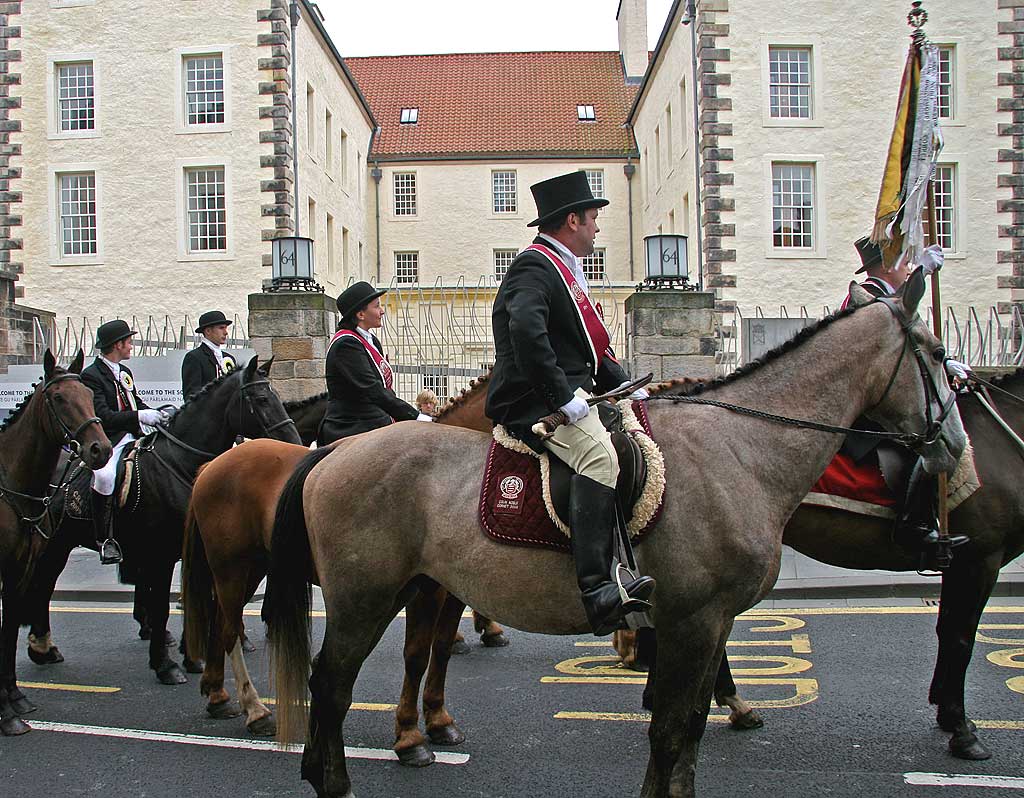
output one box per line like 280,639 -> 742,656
904,773 -> 1024,789
28,721 -> 470,765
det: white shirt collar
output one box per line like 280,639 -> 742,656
355,326 -> 380,353
100,356 -> 120,377
201,336 -> 225,363
538,233 -> 590,294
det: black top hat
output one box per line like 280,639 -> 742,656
336,281 -> 387,321
854,236 -> 884,274
528,171 -> 610,228
195,310 -> 233,333
95,319 -> 137,351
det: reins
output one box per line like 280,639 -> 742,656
647,299 -> 956,451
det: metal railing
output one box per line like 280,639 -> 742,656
47,314 -> 251,360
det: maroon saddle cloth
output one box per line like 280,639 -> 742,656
478,401 -> 663,553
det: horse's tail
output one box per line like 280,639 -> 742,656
181,466 -> 212,662
263,445 -> 332,744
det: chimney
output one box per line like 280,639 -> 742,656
617,0 -> 648,80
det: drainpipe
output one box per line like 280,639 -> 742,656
371,162 -> 383,282
681,0 -> 704,290
623,161 -> 636,281
289,1 -> 301,237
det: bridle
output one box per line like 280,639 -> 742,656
0,371 -> 102,537
235,377 -> 297,438
649,299 -> 957,451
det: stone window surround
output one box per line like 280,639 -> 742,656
762,155 -> 828,260
174,157 -> 234,262
173,45 -> 232,135
47,163 -> 104,267
46,53 -> 101,140
759,35 -> 824,129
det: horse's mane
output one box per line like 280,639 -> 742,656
170,367 -> 248,430
284,392 -> 328,410
435,368 -> 493,421
651,304 -> 862,397
984,366 -> 1024,388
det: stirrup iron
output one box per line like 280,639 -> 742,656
99,538 -> 123,565
614,561 -> 653,614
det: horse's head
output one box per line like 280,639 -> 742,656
229,355 -> 302,444
41,349 -> 112,470
849,267 -> 966,475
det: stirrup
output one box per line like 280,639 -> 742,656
614,562 -> 654,614
99,538 -> 123,565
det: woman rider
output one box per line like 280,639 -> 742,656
316,281 -> 432,445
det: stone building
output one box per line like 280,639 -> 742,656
629,0 -> 1013,322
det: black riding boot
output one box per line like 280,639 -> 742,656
894,458 -> 967,569
91,490 -> 122,565
570,475 -> 655,636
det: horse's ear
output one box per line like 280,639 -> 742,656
260,355 -> 274,375
69,349 -> 85,374
43,349 -> 57,379
847,281 -> 875,308
244,354 -> 258,378
901,266 -> 926,316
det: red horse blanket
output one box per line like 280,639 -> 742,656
479,401 -> 665,552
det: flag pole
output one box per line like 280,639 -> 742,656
909,1 -> 950,540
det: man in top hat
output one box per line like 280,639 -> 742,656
485,171 -> 654,636
317,281 -> 432,445
181,310 -> 237,399
82,320 -> 168,563
840,236 -> 969,566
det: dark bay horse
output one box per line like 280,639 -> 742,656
284,392 -> 327,447
614,370 -> 1024,760
180,375 -> 501,761
263,276 -> 965,798
23,356 -> 300,685
0,350 -> 111,735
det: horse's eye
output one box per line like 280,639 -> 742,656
54,393 -> 65,403
933,346 -> 946,363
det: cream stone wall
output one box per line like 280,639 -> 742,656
17,0 -> 370,331
635,0 -> 1004,322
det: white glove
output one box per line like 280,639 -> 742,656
559,396 -> 590,424
919,244 -> 944,276
615,380 -> 649,401
945,358 -> 971,381
138,409 -> 166,426
416,413 -> 434,422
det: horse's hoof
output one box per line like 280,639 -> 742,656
247,714 -> 277,737
28,646 -> 64,665
206,700 -> 243,720
184,658 -> 205,675
950,732 -> 991,761
450,639 -> 471,656
729,709 -> 764,731
10,694 -> 37,716
154,661 -> 188,685
396,743 -> 435,768
481,631 -> 510,648
0,715 -> 31,736
428,723 -> 466,746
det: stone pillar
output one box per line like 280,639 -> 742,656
626,289 -> 717,381
247,291 -> 337,402
1,272 -> 54,372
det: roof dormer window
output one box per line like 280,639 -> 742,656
400,107 -> 418,124
577,104 -> 595,122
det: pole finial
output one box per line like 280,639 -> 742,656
908,1 -> 928,44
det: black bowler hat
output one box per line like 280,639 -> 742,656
528,171 -> 609,228
854,236 -> 884,274
95,319 -> 137,351
195,310 -> 233,334
336,281 -> 387,321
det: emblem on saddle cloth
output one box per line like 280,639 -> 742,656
64,447 -> 140,520
479,401 -> 666,552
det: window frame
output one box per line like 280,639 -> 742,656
174,46 -> 231,134
760,37 -> 824,128
493,248 -> 518,282
764,156 -> 827,259
393,171 -> 418,218
394,251 -> 419,284
931,162 -> 962,255
49,166 -> 103,265
580,248 -> 607,282
47,54 -> 100,139
400,108 -> 419,125
174,158 -> 234,261
577,104 -> 595,122
491,170 -> 518,215
932,41 -> 965,127
583,169 -> 605,199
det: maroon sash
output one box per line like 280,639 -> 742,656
526,243 -> 611,375
330,329 -> 394,390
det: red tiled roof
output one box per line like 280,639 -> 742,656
345,51 -> 639,160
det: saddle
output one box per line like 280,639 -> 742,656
64,440 -> 141,521
479,401 -> 665,552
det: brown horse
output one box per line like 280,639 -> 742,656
0,350 -> 111,735
262,275 -> 965,798
181,373 -> 502,760
614,370 -> 1024,760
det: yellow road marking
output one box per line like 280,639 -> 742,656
977,624 -> 1024,646
20,681 -> 120,694
542,675 -> 648,685
554,711 -> 733,724
737,616 -> 806,632
1006,677 -> 1024,696
726,656 -> 813,676
975,719 -> 1024,730
260,698 -> 396,711
553,654 -> 812,678
574,635 -> 811,653
986,648 -> 1024,669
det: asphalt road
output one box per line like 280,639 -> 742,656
3,600 -> 1023,798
